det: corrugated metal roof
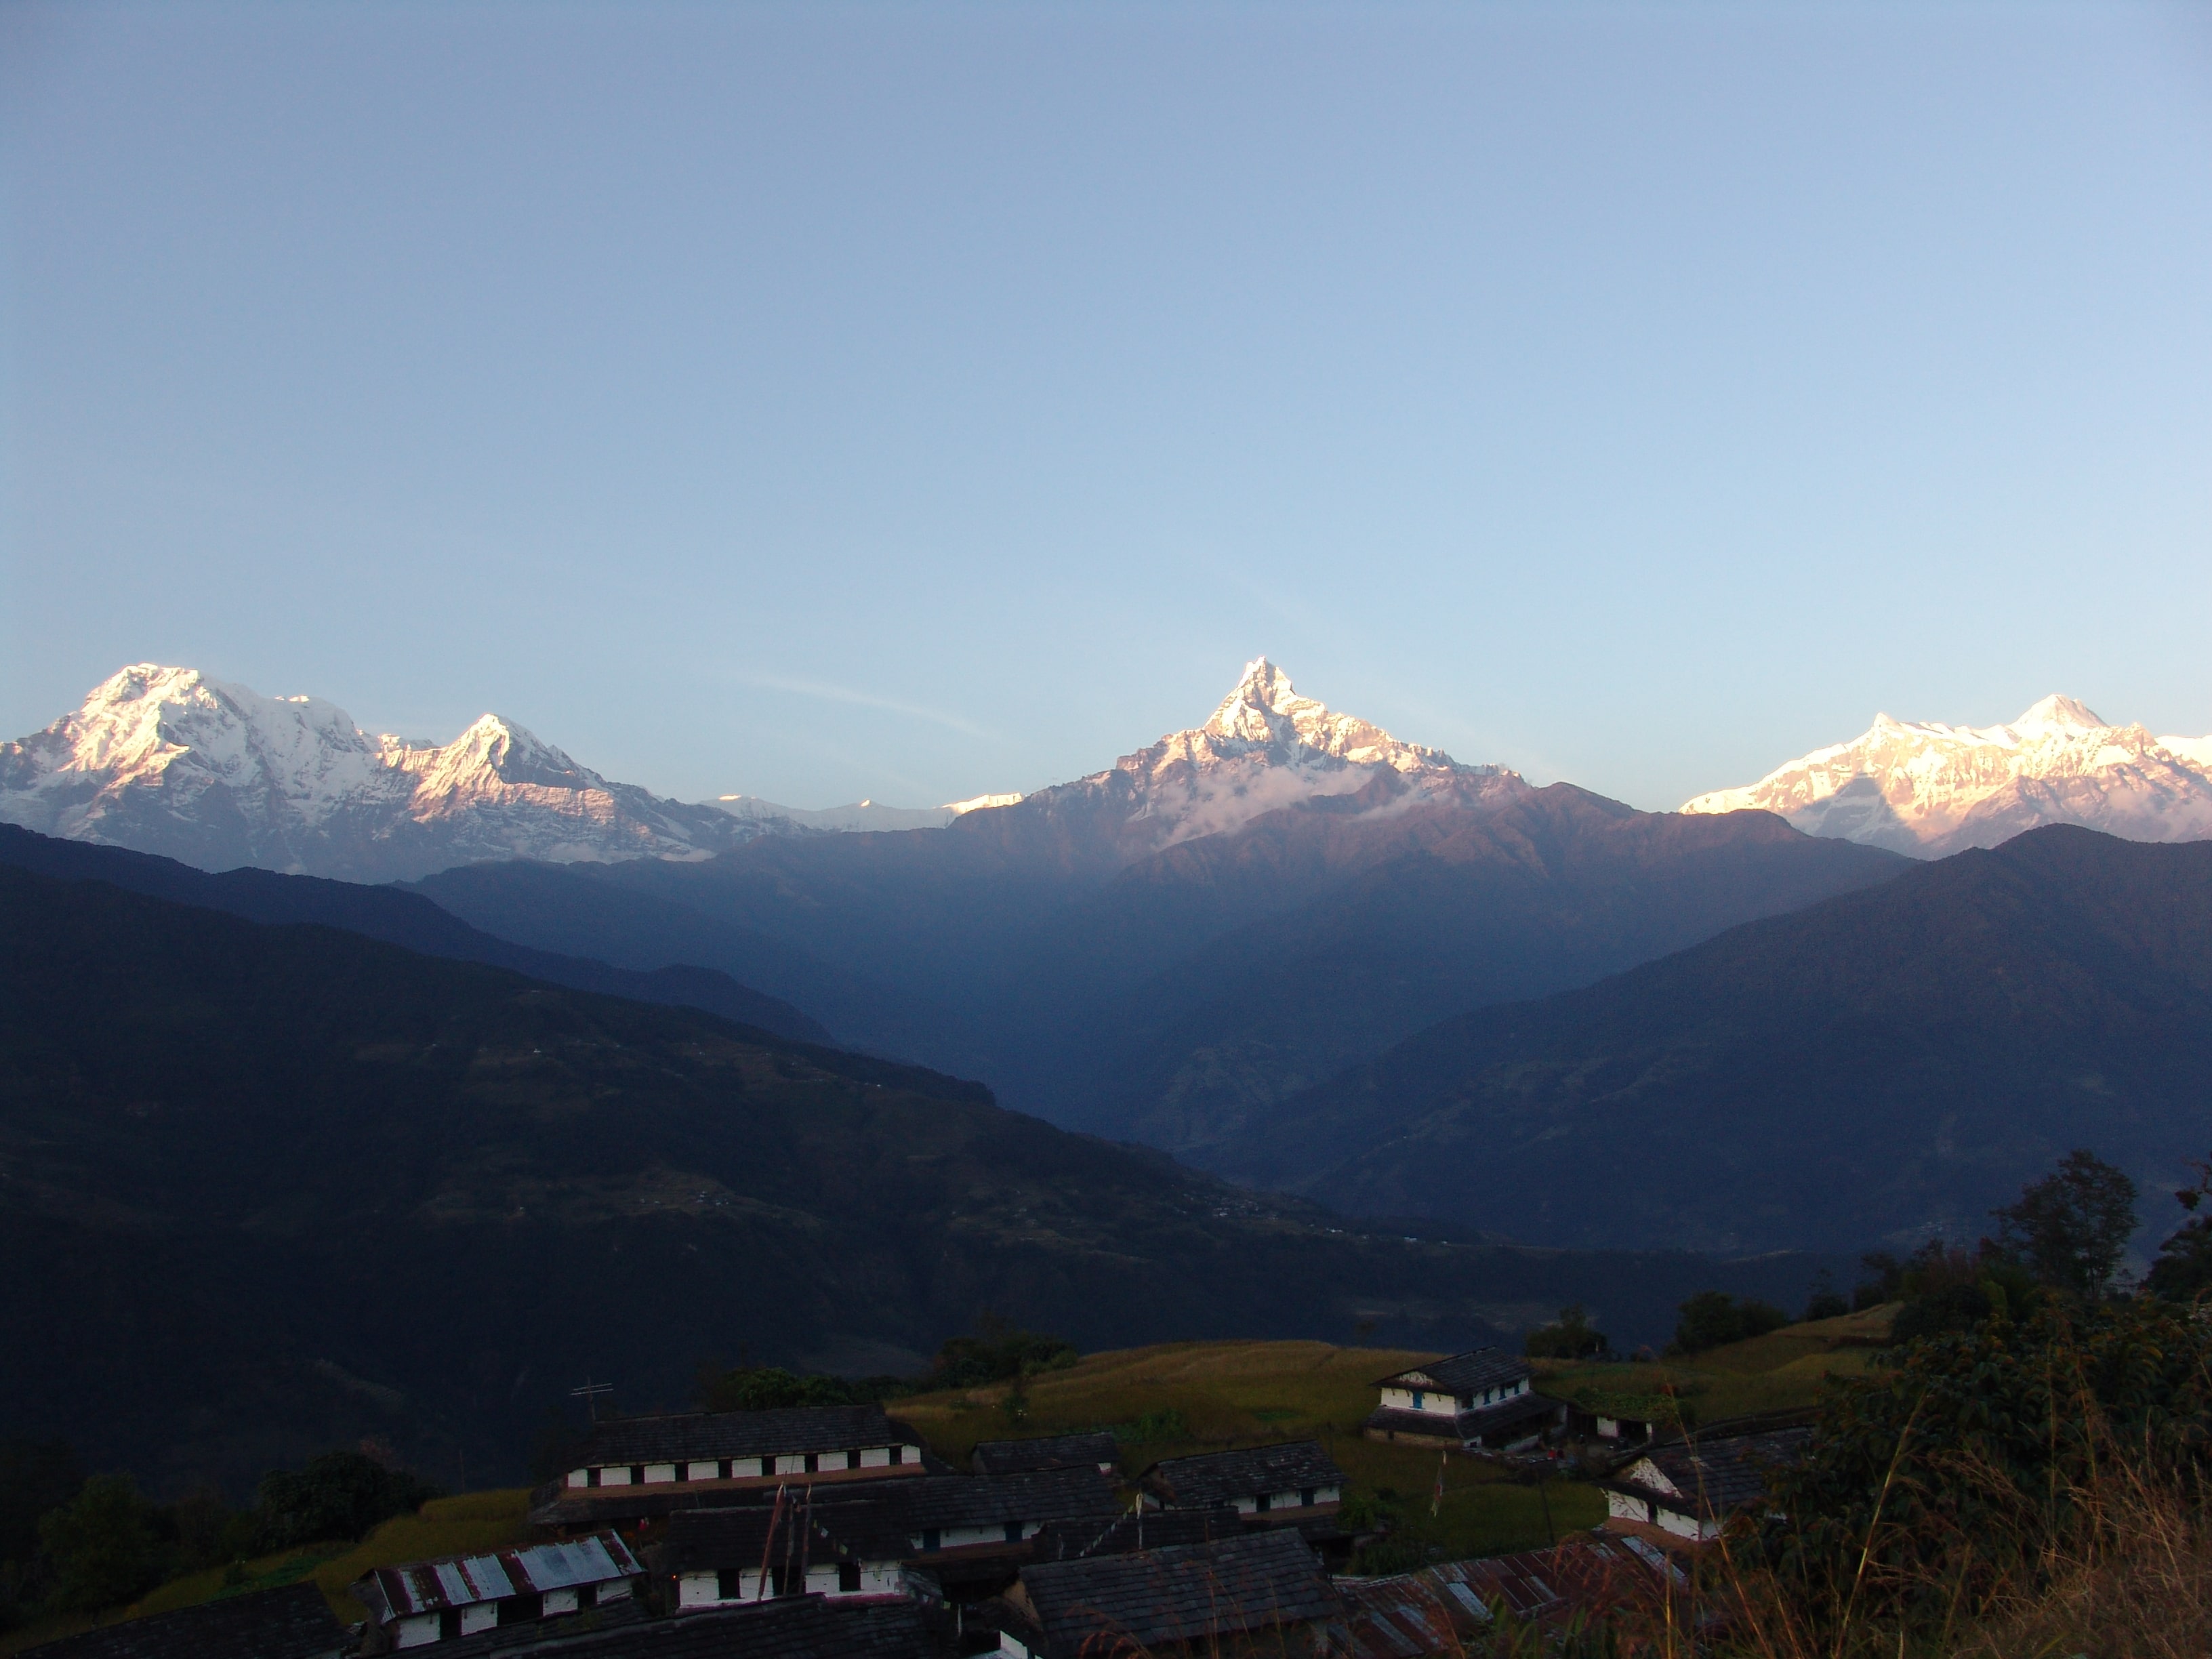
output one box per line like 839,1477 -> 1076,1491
1332,1535 -> 1692,1656
361,1530 -> 640,1620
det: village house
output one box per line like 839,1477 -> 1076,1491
1599,1425 -> 1814,1545
353,1532 -> 642,1651
654,1503 -> 916,1610
881,1469 -> 1123,1568
1028,1507 -> 1244,1563
1364,1350 -> 1565,1452
970,1432 -> 1120,1477
994,1529 -> 1342,1659
1136,1441 -> 1345,1528
16,1583 -> 350,1659
529,1404 -> 934,1533
1562,1399 -> 1668,1449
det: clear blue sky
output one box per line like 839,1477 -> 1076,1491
3,2 -> 2207,811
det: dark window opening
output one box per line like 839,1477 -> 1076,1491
717,1569 -> 746,1601
506,1593 -> 543,1624
889,1445 -> 904,1465
1004,1521 -> 1024,1544
630,1466 -> 644,1485
1255,1493 -> 1272,1512
718,1460 -> 733,1479
838,1561 -> 861,1593
846,1450 -> 861,1470
438,1611 -> 462,1641
581,1584 -> 599,1610
1300,1488 -> 1317,1507
586,1467 -> 600,1488
920,1528 -> 941,1552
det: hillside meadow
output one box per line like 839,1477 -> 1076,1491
1,1328 -> 1874,1650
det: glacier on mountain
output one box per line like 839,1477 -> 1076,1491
1682,694 -> 2212,856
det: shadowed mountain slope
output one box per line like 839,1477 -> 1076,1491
1220,826 -> 2212,1254
0,823 -> 834,1045
411,780 -> 1905,1150
0,864 -> 1837,1496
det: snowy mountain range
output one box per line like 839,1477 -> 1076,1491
12,663 -> 2209,883
0,665 -> 1010,881
1683,695 -> 2212,857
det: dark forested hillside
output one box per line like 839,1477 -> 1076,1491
0,865 -> 1832,1497
0,824 -> 833,1044
408,784 -> 1904,1151
1224,827 -> 2212,1254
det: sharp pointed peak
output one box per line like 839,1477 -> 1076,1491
2013,694 -> 2107,731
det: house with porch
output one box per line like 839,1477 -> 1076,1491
1363,1350 -> 1565,1452
1135,1441 -> 1347,1562
655,1502 -> 916,1610
529,1404 -> 933,1532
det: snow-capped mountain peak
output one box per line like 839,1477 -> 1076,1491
998,658 -> 1519,857
1683,695 -> 2212,857
2013,693 -> 2108,732
1199,657 -> 1460,773
0,665 -> 780,879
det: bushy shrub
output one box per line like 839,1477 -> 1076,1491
929,1322 -> 1077,1389
1525,1305 -> 1607,1360
37,1475 -> 163,1615
249,1450 -> 440,1554
1766,1295 -> 2212,1624
1668,1290 -> 1787,1355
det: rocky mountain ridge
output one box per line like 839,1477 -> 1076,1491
1683,694 -> 2212,857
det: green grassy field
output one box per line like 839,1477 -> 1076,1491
4,1317 -> 1894,1650
891,1339 -> 1603,1562
1534,1304 -> 1895,1428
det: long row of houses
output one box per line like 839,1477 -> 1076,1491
24,1348 -> 1809,1659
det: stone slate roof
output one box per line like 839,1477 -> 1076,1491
443,1596 -> 937,1659
1616,1427 -> 1814,1519
657,1503 -> 918,1572
1139,1442 -> 1344,1509
971,1433 -> 1119,1477
1017,1529 -> 1340,1657
571,1406 -> 908,1467
18,1584 -> 348,1659
1363,1391 -> 1559,1444
527,1462 -> 957,1532
881,1469 -> 1121,1532
1029,1508 -> 1245,1563
1372,1349 -> 1532,1397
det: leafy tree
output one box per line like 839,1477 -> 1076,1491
1525,1305 -> 1607,1359
928,1317 -> 1077,1389
249,1450 -> 439,1554
37,1474 -> 163,1615
1990,1148 -> 2138,1298
694,1363 -> 915,1413
1668,1291 -> 1787,1355
2146,1155 -> 2212,1300
1802,1271 -> 1849,1323
0,1439 -> 82,1574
